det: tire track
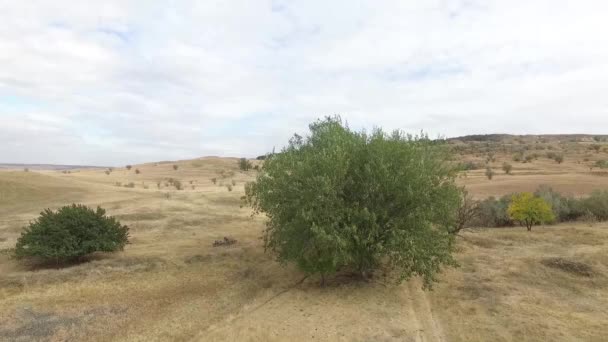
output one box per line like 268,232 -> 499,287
405,280 -> 447,342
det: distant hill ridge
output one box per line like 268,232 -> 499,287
449,134 -> 608,142
0,163 -> 106,171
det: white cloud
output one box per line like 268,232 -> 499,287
1,0 -> 607,165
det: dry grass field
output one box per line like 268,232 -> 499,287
1,136 -> 608,341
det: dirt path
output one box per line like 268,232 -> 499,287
404,280 -> 446,342
188,278 -> 448,342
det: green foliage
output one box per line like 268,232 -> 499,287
14,204 -> 129,263
508,193 -> 555,231
554,154 -> 564,164
474,195 -> 513,227
534,185 -> 585,222
245,117 -> 460,287
581,190 -> 608,221
238,158 -> 253,171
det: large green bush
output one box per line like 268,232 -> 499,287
15,204 -> 129,263
581,190 -> 608,221
245,117 -> 460,286
473,195 -> 514,227
534,185 -> 585,222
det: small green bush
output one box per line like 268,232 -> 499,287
14,204 -> 129,263
502,162 -> 512,175
485,167 -> 495,180
238,158 -> 252,171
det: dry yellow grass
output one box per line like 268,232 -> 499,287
1,148 -> 608,341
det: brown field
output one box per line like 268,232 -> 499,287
1,136 -> 608,341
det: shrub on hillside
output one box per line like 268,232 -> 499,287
245,117 -> 460,287
485,167 -> 495,180
581,190 -> 608,221
473,195 -> 514,227
594,160 -> 608,169
238,158 -> 252,171
508,193 -> 555,231
534,185 -> 585,222
14,204 -> 129,263
502,162 -> 512,175
458,161 -> 483,171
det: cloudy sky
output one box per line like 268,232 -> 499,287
1,1 -> 607,166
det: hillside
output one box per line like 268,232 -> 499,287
1,141 -> 608,341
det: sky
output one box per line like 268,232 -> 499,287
1,1 -> 608,166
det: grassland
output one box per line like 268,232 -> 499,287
1,137 -> 608,341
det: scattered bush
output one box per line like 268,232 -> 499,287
524,154 -> 534,163
594,160 -> 608,169
211,177 -> 217,184
213,236 -> 237,247
231,179 -> 236,186
166,178 -> 182,190
173,164 -> 179,170
115,182 -> 122,187
124,182 -> 135,188
554,154 -> 564,164
458,161 -> 484,171
245,117 -> 460,286
502,162 -> 512,175
485,167 -> 495,180
14,204 -> 129,263
238,158 -> 252,171
513,152 -> 523,162
24,168 -> 29,172
135,169 -> 141,174
508,192 -> 555,231
104,170 -> 110,175
126,165 -> 132,170
590,144 -> 602,153
226,184 -> 233,192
